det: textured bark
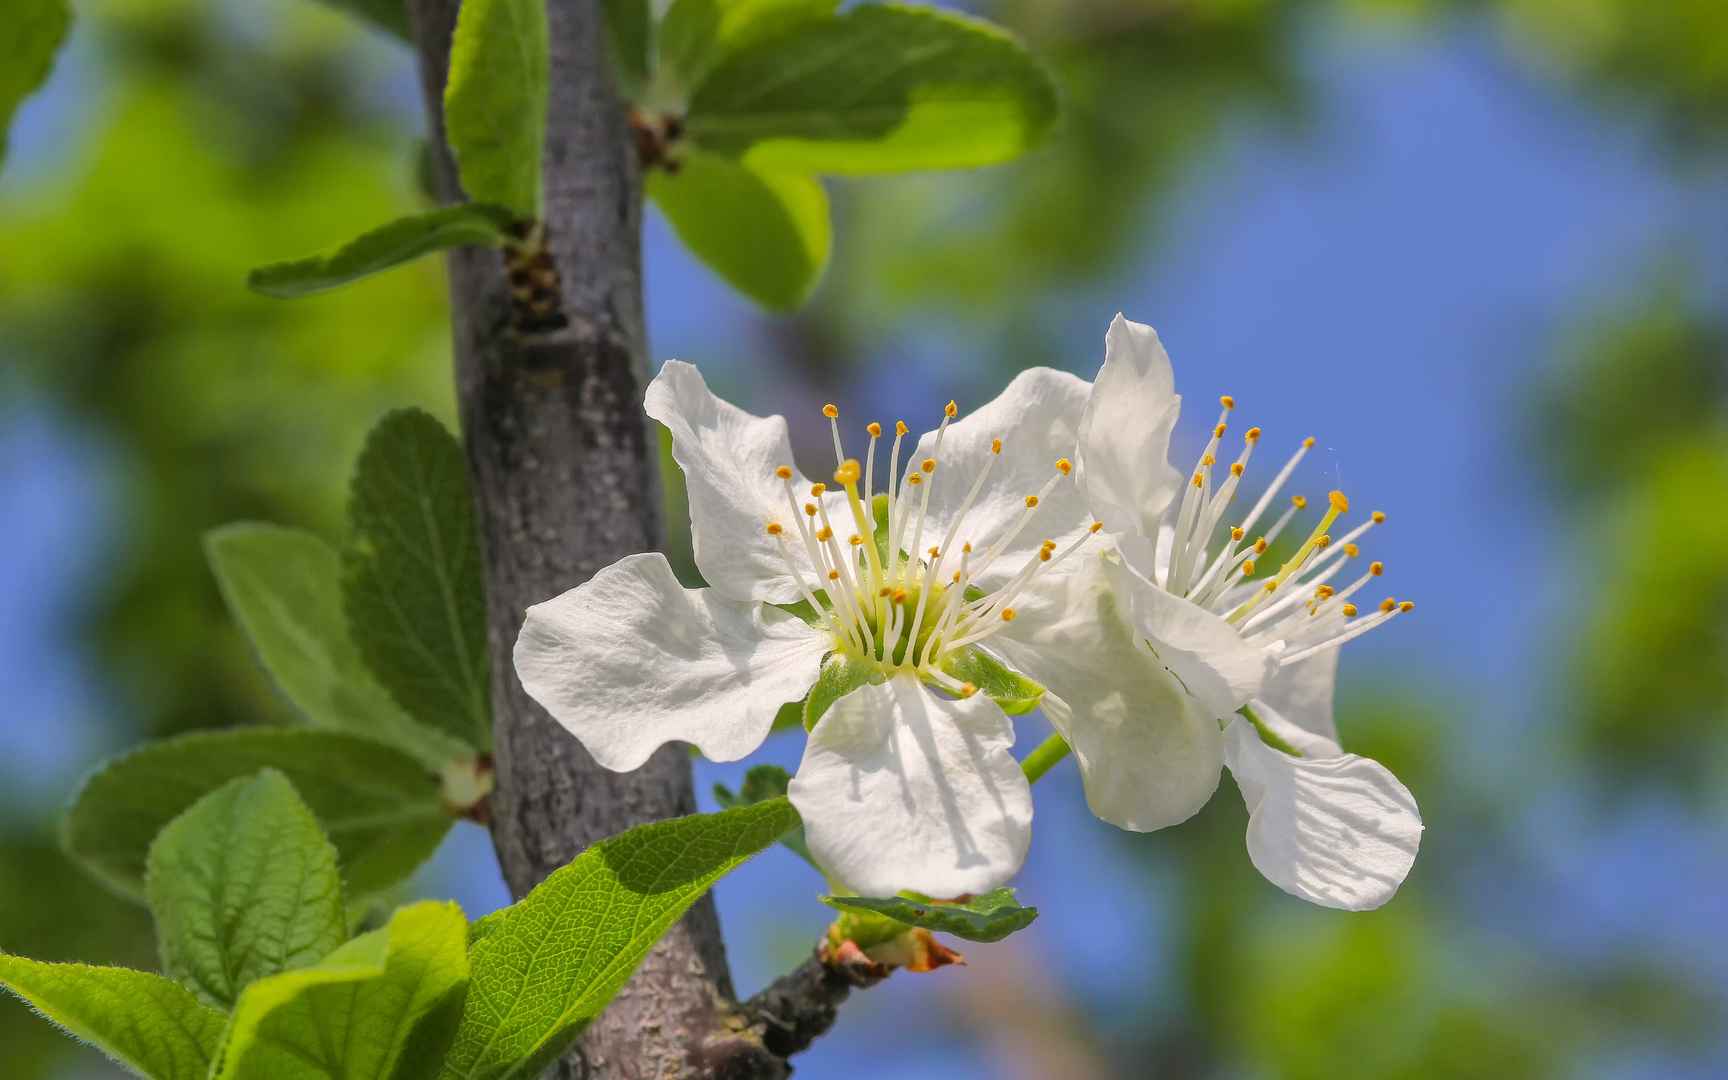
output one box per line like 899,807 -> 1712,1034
406,0 -> 744,1075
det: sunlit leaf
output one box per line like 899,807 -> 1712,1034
444,0 -> 548,216
822,887 -> 1037,942
248,206 -> 515,299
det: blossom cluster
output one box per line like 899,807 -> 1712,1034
515,316 -> 1422,911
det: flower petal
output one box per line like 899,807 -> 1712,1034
1223,717 -> 1422,911
1257,648 -> 1341,752
1077,314 -> 1184,538
1110,543 -> 1274,718
788,675 -> 1031,897
990,552 -> 1225,832
515,552 -> 828,771
645,359 -> 815,604
908,367 -> 1091,591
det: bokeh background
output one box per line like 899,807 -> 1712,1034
4,0 -> 1726,1076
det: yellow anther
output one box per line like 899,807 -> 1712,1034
1041,539 -> 1057,550
1372,510 -> 1387,524
1399,601 -> 1415,613
804,503 -> 817,516
1090,521 -> 1104,533
1231,526 -> 1246,541
1342,603 -> 1358,617
1230,462 -> 1245,476
1315,535 -> 1332,549
1303,436 -> 1316,449
850,535 -> 864,546
765,522 -> 783,536
827,570 -> 840,582
1220,395 -> 1236,409
920,457 -> 936,473
1292,495 -> 1308,509
1344,543 -> 1360,558
866,421 -> 882,438
822,403 -> 839,419
952,571 -> 962,583
1254,538 -> 1268,553
815,526 -> 833,542
1055,458 -> 1072,475
944,400 -> 958,418
1329,490 -> 1349,513
1039,548 -> 1052,562
775,465 -> 792,480
1025,494 -> 1039,508
878,587 -> 892,598
811,483 -> 827,496
1000,608 -> 1017,622
962,542 -> 973,554
1370,561 -> 1385,576
1263,580 -> 1278,592
960,682 -> 978,698
1202,454 -> 1216,467
991,438 -> 1002,455
1246,426 -> 1262,442
1192,474 -> 1204,488
895,420 -> 909,436
907,473 -> 924,486
834,459 -> 861,486
892,588 -> 908,604
1315,585 -> 1335,599
1380,597 -> 1397,613
1214,423 -> 1227,438
928,545 -> 940,558
1241,560 -> 1257,576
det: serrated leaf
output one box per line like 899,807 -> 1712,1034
0,956 -> 226,1080
1,0 -> 71,172
713,764 -> 814,867
803,651 -> 879,730
940,645 -> 1043,714
212,901 -> 470,1080
65,728 -> 451,902
145,771 -> 347,1008
439,799 -> 798,1080
649,151 -> 830,310
658,0 -> 835,95
602,0 -> 651,100
444,0 -> 548,217
248,205 -> 515,299
822,887 -> 1037,943
344,409 -> 491,751
205,523 -> 474,769
687,4 -> 1057,174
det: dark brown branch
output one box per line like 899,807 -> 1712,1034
739,951 -> 880,1061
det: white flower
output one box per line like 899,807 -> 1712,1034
997,315 -> 1423,911
514,360 -> 1102,897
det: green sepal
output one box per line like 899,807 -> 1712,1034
822,887 -> 1038,943
804,652 -> 881,730
938,646 -> 1043,714
712,764 -> 815,868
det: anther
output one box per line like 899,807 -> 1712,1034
1220,395 -> 1236,409
895,420 -> 909,436
1399,601 -> 1415,613
1024,495 -> 1039,508
991,438 -> 1002,455
1369,561 -> 1384,576
1214,423 -> 1227,438
1316,585 -> 1335,598
1192,474 -> 1204,488
1315,535 -> 1332,549
962,542 -> 973,553
944,400 -> 958,418
928,546 -> 940,558
1329,490 -> 1349,513
816,526 -> 834,542
1303,436 -> 1316,448
765,522 -> 784,536
1090,521 -> 1104,533
1344,543 -> 1360,557
1055,458 -> 1072,475
892,588 -> 908,604
775,465 -> 792,480
1372,510 -> 1386,524
1001,608 -> 1017,622
1342,603 -> 1358,617
811,483 -> 827,496
827,570 -> 840,581
1202,454 -> 1216,467
1291,495 -> 1308,509
1230,463 -> 1245,476
823,403 -> 839,419
1241,560 -> 1257,575
1231,526 -> 1246,541
1254,538 -> 1268,553
833,459 -> 861,486
1039,549 -> 1052,562
1263,580 -> 1278,592
1246,426 -> 1262,442
920,457 -> 936,473
960,682 -> 977,698
907,473 -> 924,486
850,535 -> 864,546
867,422 -> 882,438
1380,597 -> 1397,613
804,503 -> 817,516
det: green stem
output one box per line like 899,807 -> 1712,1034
1020,732 -> 1072,784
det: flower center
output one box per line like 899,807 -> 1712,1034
1158,396 -> 1413,668
764,401 -> 1100,694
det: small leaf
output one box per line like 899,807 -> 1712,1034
1,0 -> 71,172
822,887 -> 1037,943
0,956 -> 226,1080
940,645 -> 1043,714
803,652 -> 879,730
713,764 -> 814,867
65,728 -> 451,902
444,0 -> 549,217
205,523 -> 473,768
212,901 -> 470,1080
658,0 -> 836,95
145,771 -> 347,1008
601,0 -> 651,100
439,799 -> 797,1080
687,4 -> 1058,174
649,151 -> 830,310
247,205 -> 515,299
344,409 -> 491,751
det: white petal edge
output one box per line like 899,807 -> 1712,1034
990,552 -> 1225,832
788,675 -> 1032,898
907,367 -> 1092,592
1223,717 -> 1422,911
645,359 -> 815,604
514,552 -> 829,771
1077,314 -> 1184,538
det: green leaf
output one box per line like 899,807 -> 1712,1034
0,0 -> 70,172
803,651 -> 879,729
822,888 -> 1037,943
145,771 -> 347,1008
648,151 -> 830,310
212,901 -> 470,1080
64,728 -> 452,903
601,0 -> 651,100
344,409 -> 492,751
313,0 -> 411,41
247,205 -> 516,299
712,764 -> 814,867
658,0 -> 836,95
939,645 -> 1043,715
0,956 -> 226,1080
687,4 -> 1058,174
444,0 -> 549,217
205,523 -> 473,769
439,799 -> 798,1080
